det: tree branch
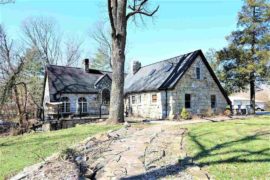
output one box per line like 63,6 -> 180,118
126,0 -> 159,20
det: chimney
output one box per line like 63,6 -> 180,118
84,59 -> 89,72
131,61 -> 141,75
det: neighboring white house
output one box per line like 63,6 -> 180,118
230,84 -> 270,111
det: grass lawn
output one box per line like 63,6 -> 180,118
184,116 -> 270,180
0,124 -> 121,179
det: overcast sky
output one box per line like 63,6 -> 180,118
0,0 -> 243,67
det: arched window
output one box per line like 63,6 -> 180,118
102,89 -> 110,105
60,97 -> 70,113
78,97 -> 87,113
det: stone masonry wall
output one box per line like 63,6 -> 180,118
125,55 -> 229,119
125,92 -> 164,119
166,55 -> 228,118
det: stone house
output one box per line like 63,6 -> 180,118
42,59 -> 112,119
124,50 -> 231,119
42,50 -> 231,120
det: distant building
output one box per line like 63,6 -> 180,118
230,84 -> 270,111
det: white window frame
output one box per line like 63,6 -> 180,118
151,94 -> 157,104
60,97 -> 70,113
138,95 -> 141,104
131,95 -> 136,104
78,97 -> 87,113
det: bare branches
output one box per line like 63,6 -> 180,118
63,37 -> 83,67
126,0 -> 159,21
22,16 -> 62,65
90,22 -> 112,69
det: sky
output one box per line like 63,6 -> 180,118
0,0 -> 243,67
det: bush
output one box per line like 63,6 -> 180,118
181,108 -> 190,120
224,109 -> 232,117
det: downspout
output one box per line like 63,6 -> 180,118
165,89 -> 168,118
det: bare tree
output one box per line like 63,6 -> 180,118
0,25 -> 28,126
107,0 -> 159,124
22,16 -> 62,65
90,22 -> 112,69
63,37 -> 83,67
22,16 -> 83,67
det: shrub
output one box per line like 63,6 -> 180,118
224,109 -> 232,117
181,108 -> 190,120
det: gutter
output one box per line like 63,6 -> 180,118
165,89 -> 168,118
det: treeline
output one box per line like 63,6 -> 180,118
0,16 -> 84,128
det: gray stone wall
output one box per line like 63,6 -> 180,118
168,56 -> 228,118
125,55 -> 229,119
125,92 -> 164,119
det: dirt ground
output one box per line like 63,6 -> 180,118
10,124 -> 209,180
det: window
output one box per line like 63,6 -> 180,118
138,95 -> 141,104
132,96 -> 136,104
152,94 -> 157,103
60,97 -> 70,113
102,89 -> 110,105
78,97 -> 87,113
196,66 -> 201,80
211,95 -> 216,108
185,94 -> 191,108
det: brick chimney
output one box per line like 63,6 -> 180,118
131,61 -> 141,74
84,59 -> 89,72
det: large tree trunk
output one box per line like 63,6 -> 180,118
107,0 -> 127,124
14,86 -> 24,125
250,73 -> 256,114
250,6 -> 256,115
108,39 -> 125,123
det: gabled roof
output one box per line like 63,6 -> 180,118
45,65 -> 112,102
94,74 -> 112,87
124,50 -> 231,105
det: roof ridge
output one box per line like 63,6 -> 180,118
47,64 -> 112,73
47,64 -> 82,69
140,50 -> 200,68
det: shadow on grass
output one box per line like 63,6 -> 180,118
188,131 -> 270,167
119,126 -> 270,179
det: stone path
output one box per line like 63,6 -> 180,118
11,124 -> 209,180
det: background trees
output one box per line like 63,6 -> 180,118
215,0 -> 270,113
0,16 -> 83,128
90,22 -> 112,71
